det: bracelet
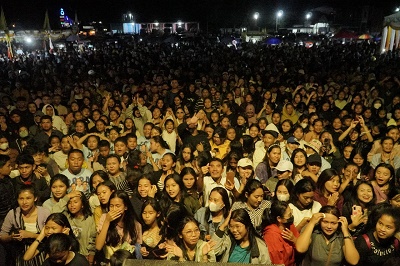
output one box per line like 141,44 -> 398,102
343,235 -> 352,240
35,239 -> 41,244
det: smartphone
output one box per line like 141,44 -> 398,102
352,205 -> 362,216
354,116 -> 359,122
226,171 -> 235,185
323,138 -> 330,146
214,148 -> 219,152
152,248 -> 167,257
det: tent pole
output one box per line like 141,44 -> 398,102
381,26 -> 388,53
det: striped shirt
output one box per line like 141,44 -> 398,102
231,200 -> 271,234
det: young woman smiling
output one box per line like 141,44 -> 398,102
295,206 -> 359,266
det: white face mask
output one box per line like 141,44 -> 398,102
373,103 -> 382,109
209,202 -> 224,212
19,131 -> 29,138
300,123 -> 308,129
277,194 -> 290,202
0,143 -> 8,150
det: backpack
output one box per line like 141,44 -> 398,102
362,234 -> 399,251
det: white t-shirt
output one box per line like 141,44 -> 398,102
289,201 -> 322,227
162,130 -> 177,153
61,168 -> 93,194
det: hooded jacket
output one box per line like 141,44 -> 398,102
42,104 -> 68,134
281,104 -> 299,124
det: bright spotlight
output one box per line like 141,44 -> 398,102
253,12 -> 259,20
25,37 -> 32,43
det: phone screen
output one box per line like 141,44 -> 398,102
226,171 -> 235,184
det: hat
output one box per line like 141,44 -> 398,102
34,111 -> 44,117
287,137 -> 300,145
237,158 -> 253,168
275,160 -> 293,172
88,70 -> 95,75
262,123 -> 280,138
10,110 -> 22,117
305,139 -> 322,153
307,154 -> 322,165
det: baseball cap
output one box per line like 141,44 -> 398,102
305,139 -> 322,153
287,137 -> 300,145
261,123 -> 280,138
237,158 -> 253,168
307,154 -> 322,165
275,160 -> 293,172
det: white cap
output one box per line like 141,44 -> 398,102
275,160 -> 293,172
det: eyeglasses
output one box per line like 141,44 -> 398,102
182,228 -> 200,235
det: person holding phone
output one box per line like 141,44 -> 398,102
295,206 -> 360,266
262,200 -> 299,266
342,181 -> 376,237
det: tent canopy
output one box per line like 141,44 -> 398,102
384,12 -> 400,29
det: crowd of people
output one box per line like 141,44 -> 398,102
0,37 -> 400,266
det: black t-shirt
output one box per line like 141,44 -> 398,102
42,252 -> 89,266
354,231 -> 399,266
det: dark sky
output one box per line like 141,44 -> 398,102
0,0 -> 398,28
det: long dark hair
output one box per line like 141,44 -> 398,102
160,203 -> 188,241
89,170 -> 109,193
67,191 -> 93,220
160,173 -> 188,211
206,187 -> 231,219
261,144 -> 281,178
349,181 -> 376,209
177,144 -> 194,165
291,148 -> 308,178
44,213 -> 80,252
176,216 -> 201,261
262,200 -> 289,228
106,191 -> 138,247
229,209 -> 261,251
140,198 -> 163,230
239,179 -> 264,203
273,179 -> 294,201
373,163 -> 396,192
316,169 -> 340,194
50,174 -> 69,198
151,135 -> 170,150
180,167 -> 198,193
291,179 -> 316,210
96,180 -> 117,212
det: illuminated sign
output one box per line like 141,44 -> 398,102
59,8 -> 72,28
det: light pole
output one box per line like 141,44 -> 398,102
254,12 -> 259,31
305,12 -> 312,31
276,10 -> 283,33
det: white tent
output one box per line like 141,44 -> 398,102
381,12 -> 400,53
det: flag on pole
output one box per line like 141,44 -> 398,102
49,36 -> 54,53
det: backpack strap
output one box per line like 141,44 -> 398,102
362,234 -> 371,250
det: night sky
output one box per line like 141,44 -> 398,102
0,0 -> 398,29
